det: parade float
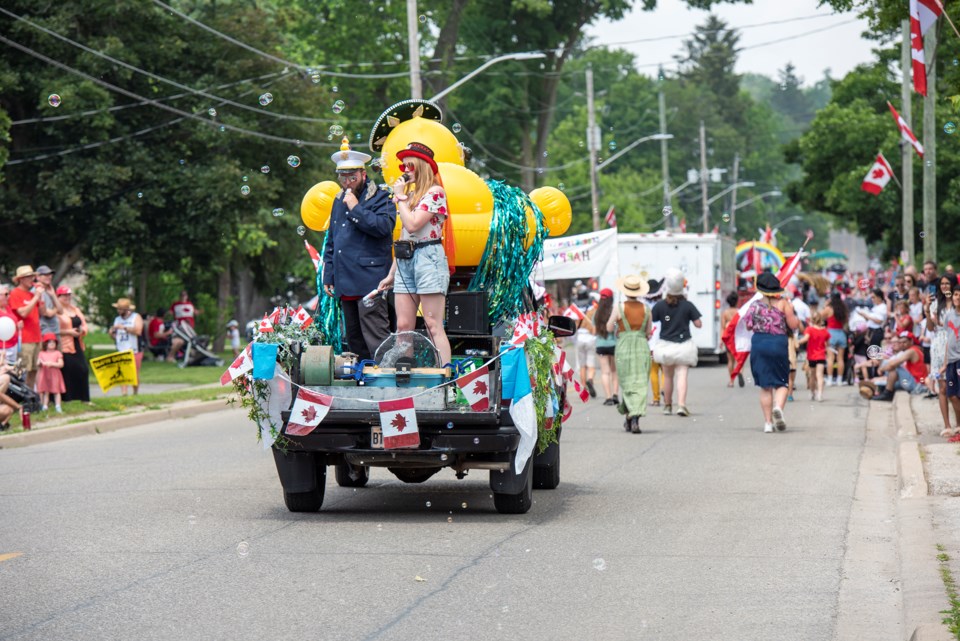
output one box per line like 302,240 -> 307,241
228,100 -> 585,514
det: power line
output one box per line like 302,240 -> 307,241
0,33 -> 336,148
0,7 -> 345,124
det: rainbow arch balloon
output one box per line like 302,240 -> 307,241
735,241 -> 785,272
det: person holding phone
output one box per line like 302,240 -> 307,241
8,266 -> 43,389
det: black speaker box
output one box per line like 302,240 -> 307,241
445,291 -> 489,334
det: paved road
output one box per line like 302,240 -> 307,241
0,364 -> 882,641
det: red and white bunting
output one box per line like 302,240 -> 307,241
561,304 -> 585,321
290,305 -> 314,329
257,314 -> 275,334
861,153 -> 894,196
378,397 -> 420,449
544,394 -> 555,430
604,205 -> 617,228
304,239 -> 321,273
286,387 -> 333,436
887,101 -> 924,157
551,345 -> 589,403
456,365 -> 490,411
220,344 -> 253,385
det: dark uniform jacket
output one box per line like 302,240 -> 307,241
322,179 -> 397,297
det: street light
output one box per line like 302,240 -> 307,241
731,190 -> 782,211
596,133 -> 674,171
770,214 -> 803,233
429,52 -> 547,102
706,181 -> 756,206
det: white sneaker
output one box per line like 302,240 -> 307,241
815,392 -> 823,402
772,407 -> 787,431
764,422 -> 774,433
41,405 -> 48,412
827,379 -> 835,387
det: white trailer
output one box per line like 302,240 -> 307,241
616,232 -> 737,356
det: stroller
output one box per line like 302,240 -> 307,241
4,363 -> 41,415
170,323 -> 224,369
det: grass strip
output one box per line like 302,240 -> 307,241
937,544 -> 960,639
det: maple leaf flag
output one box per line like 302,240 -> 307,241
304,239 -> 321,273
910,0 -> 943,96
561,304 -> 585,321
604,205 -> 617,228
861,153 -> 895,195
257,314 -> 275,334
888,101 -> 924,157
378,397 -> 420,449
290,305 -> 314,329
456,365 -> 491,411
220,344 -> 253,385
286,387 -> 333,436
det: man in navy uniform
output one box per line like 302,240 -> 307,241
322,137 -> 396,361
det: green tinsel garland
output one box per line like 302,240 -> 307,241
469,180 -> 548,323
315,229 -> 343,353
524,332 -> 561,454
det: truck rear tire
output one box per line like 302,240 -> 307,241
283,464 -> 326,512
532,441 -> 560,490
493,463 -> 533,514
335,462 -> 370,487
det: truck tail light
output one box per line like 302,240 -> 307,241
715,280 -> 721,290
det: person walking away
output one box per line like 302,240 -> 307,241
747,272 -> 800,433
379,142 -> 453,364
645,279 -> 665,404
607,275 -> 651,433
0,284 -> 20,365
36,333 -> 65,413
35,266 -> 63,348
797,312 -> 829,401
323,137 -> 396,362
572,304 -> 598,399
108,298 -> 143,396
652,269 -> 702,417
56,286 -> 90,404
721,291 -> 743,388
926,274 -> 957,435
822,292 -> 849,387
593,288 -> 619,406
9,266 -> 43,389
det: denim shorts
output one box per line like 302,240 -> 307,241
394,243 -> 449,295
827,329 -> 847,350
895,365 -> 919,393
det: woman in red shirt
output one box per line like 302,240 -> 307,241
798,312 -> 830,402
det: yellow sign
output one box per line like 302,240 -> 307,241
90,350 -> 138,393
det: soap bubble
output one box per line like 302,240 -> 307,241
240,185 -> 250,196
332,100 -> 346,114
287,155 -> 301,168
866,344 -> 882,359
137,192 -> 143,199
578,140 -> 585,148
721,213 -> 730,223
242,175 -> 249,182
179,159 -> 186,165
272,208 -> 285,217
419,14 -> 426,23
260,165 -> 270,174
425,501 -> 432,507
946,122 -> 957,135
48,94 -> 62,107
237,541 -> 249,557
218,126 -> 226,133
558,182 -> 565,190
208,107 -> 217,117
858,278 -> 870,290
331,86 -> 338,93
297,225 -> 306,236
452,123 -> 462,133
920,231 -> 927,238
329,124 -> 344,136
310,73 -> 321,84
662,205 -> 673,218
473,437 -> 480,444
461,502 -> 468,509
446,422 -> 454,429
440,453 -> 448,461
258,93 -> 273,106
593,558 -> 607,571
608,141 -> 617,151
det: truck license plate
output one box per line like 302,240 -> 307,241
371,426 -> 384,449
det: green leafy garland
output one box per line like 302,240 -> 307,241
522,331 -> 562,454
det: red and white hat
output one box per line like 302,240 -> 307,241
397,142 -> 439,175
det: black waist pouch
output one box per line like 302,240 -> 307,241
394,241 -> 415,260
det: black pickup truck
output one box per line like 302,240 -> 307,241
270,281 -> 574,515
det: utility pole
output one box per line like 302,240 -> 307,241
923,21 -> 937,263
658,68 -> 671,210
729,153 -> 740,234
587,65 -> 601,231
901,19 -> 915,267
406,0 -> 422,98
699,120 -> 709,232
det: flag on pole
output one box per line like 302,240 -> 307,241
378,397 -> 420,449
304,239 -> 321,273
286,387 -> 333,436
679,218 -> 687,233
721,248 -> 805,383
456,365 -> 491,411
257,314 -> 275,334
220,344 -> 253,385
888,101 -> 924,157
604,205 -> 617,228
910,0 -> 943,96
561,304 -> 585,321
290,305 -> 314,329
861,153 -> 895,195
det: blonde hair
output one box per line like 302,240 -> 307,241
811,312 -> 824,327
403,156 -> 440,206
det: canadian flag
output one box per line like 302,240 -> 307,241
290,305 -> 314,329
304,239 -> 321,273
679,218 -> 687,233
604,205 -> 617,228
509,312 -> 540,345
257,314 -> 274,334
721,246 -> 804,383
286,387 -> 333,436
456,365 -> 491,411
861,153 -> 895,195
888,101 -> 924,158
561,304 -> 585,321
378,397 -> 420,449
551,345 -> 589,403
220,344 -> 253,385
910,0 -> 943,96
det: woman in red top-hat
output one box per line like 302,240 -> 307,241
379,142 -> 453,364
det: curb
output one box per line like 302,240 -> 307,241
0,399 -> 238,449
897,394 -> 928,498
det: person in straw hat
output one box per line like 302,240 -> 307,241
108,298 -> 143,396
746,272 -> 800,433
606,274 -> 652,433
322,136 -> 396,362
652,268 -> 703,417
9,265 -> 43,388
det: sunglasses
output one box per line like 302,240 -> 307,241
403,162 -> 416,171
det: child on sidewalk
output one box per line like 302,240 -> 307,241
36,333 -> 65,413
798,312 -> 829,401
226,319 -> 241,357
